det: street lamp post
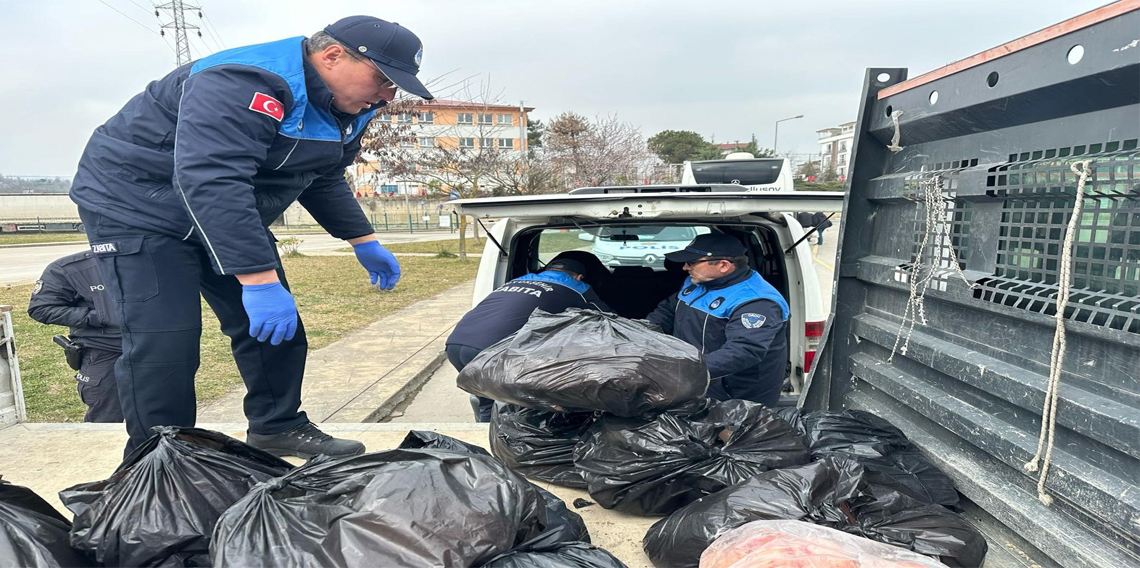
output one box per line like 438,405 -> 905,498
773,115 -> 804,153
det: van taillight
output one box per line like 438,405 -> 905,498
804,320 -> 824,374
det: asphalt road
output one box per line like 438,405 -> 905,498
0,230 -> 457,286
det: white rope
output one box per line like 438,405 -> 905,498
1023,160 -> 1091,506
889,175 -> 976,362
887,110 -> 905,152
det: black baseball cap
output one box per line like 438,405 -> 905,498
665,233 -> 747,264
324,16 -> 433,100
544,257 -> 587,276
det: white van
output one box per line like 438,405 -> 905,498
452,186 -> 841,400
681,153 -> 794,193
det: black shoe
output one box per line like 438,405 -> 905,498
246,422 -> 365,459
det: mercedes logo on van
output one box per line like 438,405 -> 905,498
730,179 -> 741,184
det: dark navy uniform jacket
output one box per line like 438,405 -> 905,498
448,271 -> 610,352
647,267 -> 790,405
27,251 -> 122,352
70,36 -> 376,275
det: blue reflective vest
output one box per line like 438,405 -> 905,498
648,268 -> 789,405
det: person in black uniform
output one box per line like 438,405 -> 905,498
66,16 -> 433,457
447,254 -> 610,421
27,251 -> 123,422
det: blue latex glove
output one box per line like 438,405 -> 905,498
353,240 -> 401,290
242,282 -> 298,345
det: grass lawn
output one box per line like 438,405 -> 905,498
0,254 -> 477,422
379,229 -> 589,255
0,233 -> 89,246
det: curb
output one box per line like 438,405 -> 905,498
0,241 -> 87,249
362,349 -> 448,423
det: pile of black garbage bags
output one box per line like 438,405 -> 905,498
461,309 -> 987,568
2,426 -> 627,568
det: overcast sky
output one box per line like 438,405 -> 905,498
0,0 -> 1112,176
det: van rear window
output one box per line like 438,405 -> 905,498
691,159 -> 783,185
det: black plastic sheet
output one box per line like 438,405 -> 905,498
643,457 -> 985,568
457,308 -> 708,417
575,399 -> 810,516
0,477 -> 94,568
490,404 -> 597,488
212,447 -> 586,567
481,542 -> 629,568
59,426 -> 292,568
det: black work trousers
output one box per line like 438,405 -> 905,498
76,347 -> 124,423
79,208 -> 308,453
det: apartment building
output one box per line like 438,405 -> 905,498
355,100 -> 534,195
816,121 -> 855,178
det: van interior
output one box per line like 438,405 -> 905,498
505,222 -> 797,391
509,223 -> 789,319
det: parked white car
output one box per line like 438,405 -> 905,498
452,186 -> 842,399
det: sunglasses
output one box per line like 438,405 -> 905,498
686,257 -> 730,265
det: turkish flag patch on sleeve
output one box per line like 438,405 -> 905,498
248,92 -> 284,121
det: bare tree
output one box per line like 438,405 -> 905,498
488,153 -> 557,195
544,112 -> 651,191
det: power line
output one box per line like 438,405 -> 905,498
96,0 -> 162,37
122,0 -> 155,15
202,12 -> 227,48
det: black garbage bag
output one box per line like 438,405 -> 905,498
481,542 -> 629,568
397,431 -> 590,545
803,409 -> 914,460
59,426 -> 292,568
399,429 -> 492,455
772,406 -> 805,436
851,486 -> 987,567
802,410 -> 959,507
212,448 -> 586,567
575,399 -> 810,516
861,449 -> 959,508
457,308 -> 708,417
642,458 -> 870,568
0,477 -> 94,568
643,456 -> 986,568
490,404 -> 597,489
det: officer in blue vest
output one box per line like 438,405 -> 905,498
647,233 -> 790,406
68,16 -> 433,457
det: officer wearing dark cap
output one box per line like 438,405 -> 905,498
28,251 -> 124,423
68,16 -> 432,457
647,233 -> 790,406
447,253 -> 611,421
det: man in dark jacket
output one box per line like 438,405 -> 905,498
28,252 -> 123,422
447,254 -> 610,421
647,233 -> 790,406
68,16 -> 433,456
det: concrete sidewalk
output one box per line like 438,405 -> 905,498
198,279 -> 474,424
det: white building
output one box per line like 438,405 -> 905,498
816,121 -> 855,179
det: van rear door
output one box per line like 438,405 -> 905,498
452,190 -> 841,221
